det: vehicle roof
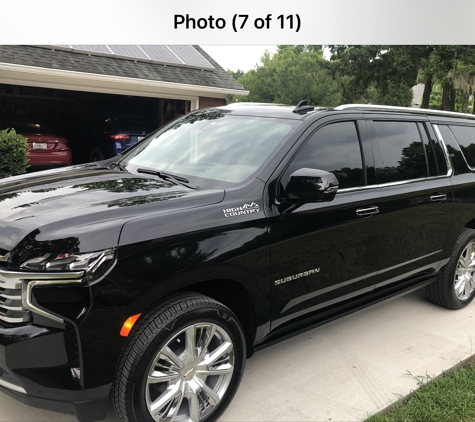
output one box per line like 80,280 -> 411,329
216,103 -> 328,120
212,102 -> 475,123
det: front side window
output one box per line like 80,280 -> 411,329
373,121 -> 428,183
282,121 -> 365,190
121,110 -> 298,185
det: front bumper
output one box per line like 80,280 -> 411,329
0,318 -> 110,421
0,377 -> 110,421
0,269 -> 110,421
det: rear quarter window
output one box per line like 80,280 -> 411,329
449,125 -> 475,168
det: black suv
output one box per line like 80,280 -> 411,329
1,102 -> 475,422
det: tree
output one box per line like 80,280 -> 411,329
328,46 -> 418,107
227,69 -> 245,82
235,45 -> 341,106
420,46 -> 475,111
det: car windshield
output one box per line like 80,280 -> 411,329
121,109 -> 298,185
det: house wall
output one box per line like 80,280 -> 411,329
199,97 -> 227,108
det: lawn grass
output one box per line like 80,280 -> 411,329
365,358 -> 475,422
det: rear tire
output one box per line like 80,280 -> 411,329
426,229 -> 475,309
111,292 -> 246,422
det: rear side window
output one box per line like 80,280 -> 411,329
449,125 -> 475,168
282,121 -> 365,189
436,125 -> 471,175
373,121 -> 428,183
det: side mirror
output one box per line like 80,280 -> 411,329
285,168 -> 339,203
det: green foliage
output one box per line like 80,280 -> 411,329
227,69 -> 245,82
429,83 -> 475,112
329,46 -> 417,106
230,45 -> 475,111
0,128 -> 29,178
366,359 -> 475,422
236,45 -> 341,107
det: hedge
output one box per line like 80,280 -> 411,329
0,128 -> 29,178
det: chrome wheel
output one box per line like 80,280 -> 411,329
454,240 -> 475,301
146,323 -> 235,422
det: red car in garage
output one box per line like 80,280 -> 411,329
0,120 -> 72,170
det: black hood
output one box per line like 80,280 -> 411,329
0,166 -> 225,253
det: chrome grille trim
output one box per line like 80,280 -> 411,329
0,269 -> 84,324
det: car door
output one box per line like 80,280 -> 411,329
365,118 -> 454,290
267,117 -> 384,330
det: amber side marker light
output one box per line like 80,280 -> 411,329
120,313 -> 141,337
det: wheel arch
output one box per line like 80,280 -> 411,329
465,218 -> 475,230
183,278 -> 257,355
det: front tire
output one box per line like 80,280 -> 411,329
427,228 -> 475,309
111,292 -> 246,422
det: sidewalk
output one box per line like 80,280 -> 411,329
1,289 -> 474,422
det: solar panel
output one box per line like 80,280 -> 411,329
169,45 -> 214,69
55,45 -> 215,69
108,45 -> 149,60
139,45 -> 183,64
73,45 -> 112,54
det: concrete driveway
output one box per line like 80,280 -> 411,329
1,289 -> 475,422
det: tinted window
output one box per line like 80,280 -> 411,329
373,121 -> 427,183
283,121 -> 365,189
449,125 -> 475,168
436,125 -> 470,175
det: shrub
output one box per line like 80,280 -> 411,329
0,128 -> 29,178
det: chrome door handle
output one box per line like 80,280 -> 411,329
356,205 -> 379,218
430,194 -> 447,203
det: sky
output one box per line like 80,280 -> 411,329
200,45 -> 278,72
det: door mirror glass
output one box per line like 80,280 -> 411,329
286,168 -> 339,203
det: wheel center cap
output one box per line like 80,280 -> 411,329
182,365 -> 196,379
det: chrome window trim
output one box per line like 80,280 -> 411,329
338,174 -> 451,194
432,124 -> 454,176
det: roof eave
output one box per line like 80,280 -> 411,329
0,62 -> 249,98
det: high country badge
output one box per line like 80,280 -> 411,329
223,202 -> 260,218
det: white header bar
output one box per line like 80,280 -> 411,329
1,0 -> 474,44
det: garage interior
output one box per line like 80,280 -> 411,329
0,45 -> 247,164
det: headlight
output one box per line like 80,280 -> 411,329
20,249 -> 115,281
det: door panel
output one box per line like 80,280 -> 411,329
372,179 -> 453,289
268,119 -> 381,329
366,120 -> 454,288
269,188 -> 383,328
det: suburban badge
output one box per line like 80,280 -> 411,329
275,268 -> 321,286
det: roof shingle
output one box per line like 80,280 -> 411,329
0,45 -> 246,92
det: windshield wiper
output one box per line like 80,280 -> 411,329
108,161 -> 128,172
137,168 -> 198,190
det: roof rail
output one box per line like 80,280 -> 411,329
334,104 -> 475,120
